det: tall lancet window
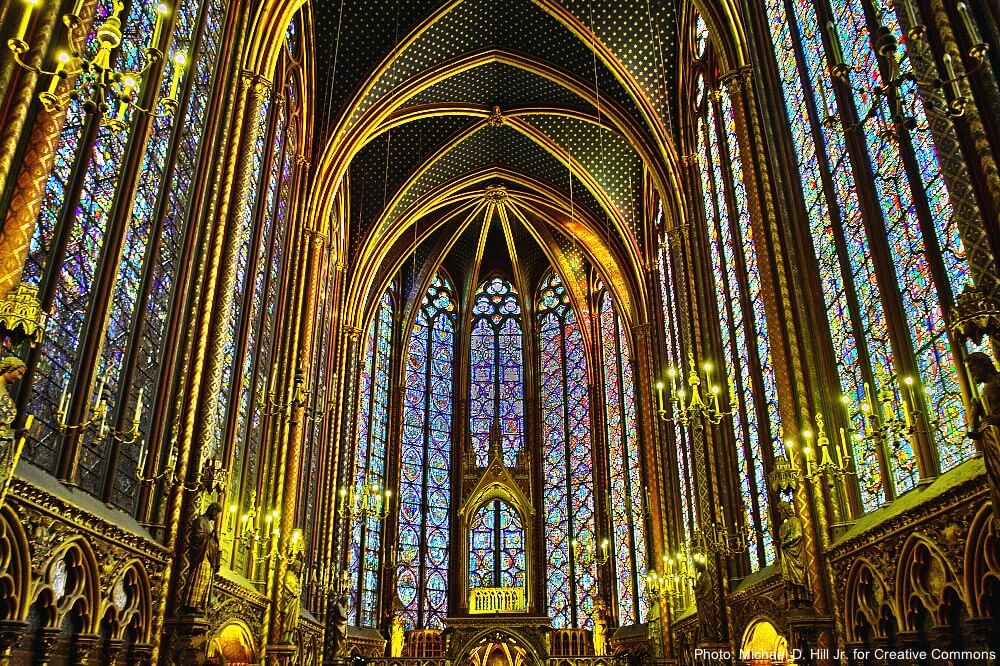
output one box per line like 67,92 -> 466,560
20,0 -> 228,507
348,290 -> 394,626
225,49 -> 301,576
763,0 -> 973,511
599,283 -> 647,625
397,274 -> 455,630
696,73 -> 782,571
538,272 -> 596,628
657,205 -> 695,544
469,276 -> 524,467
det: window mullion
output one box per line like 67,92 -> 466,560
559,316 -> 578,627
418,312 -> 435,628
775,0 -> 897,503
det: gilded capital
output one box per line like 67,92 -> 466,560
241,71 -> 273,100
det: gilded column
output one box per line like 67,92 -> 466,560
0,0 -> 62,230
923,0 -> 1000,299
632,318 -> 673,658
195,71 -> 271,458
269,223 -> 324,658
317,259 -> 347,619
676,152 -> 727,646
723,66 -> 835,622
323,321 -> 361,666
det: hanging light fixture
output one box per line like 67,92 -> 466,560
8,0 -> 185,129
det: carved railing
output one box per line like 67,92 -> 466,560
469,586 -> 525,613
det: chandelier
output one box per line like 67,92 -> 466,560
338,480 -> 392,521
822,0 -> 989,133
656,352 -> 733,426
8,0 -> 185,129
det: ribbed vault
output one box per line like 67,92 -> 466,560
308,0 -> 705,334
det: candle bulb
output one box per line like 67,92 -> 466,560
863,382 -> 875,416
134,386 -> 144,426
96,372 -> 107,406
16,0 -> 40,42
116,76 -> 136,123
825,21 -> 845,69
902,0 -> 919,32
956,3 -> 983,45
168,52 -> 186,100
151,3 -> 169,51
46,51 -> 70,95
880,389 -> 894,422
655,381 -> 665,412
942,53 -> 960,94
137,444 -> 148,473
58,376 -> 70,415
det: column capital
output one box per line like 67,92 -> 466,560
240,70 -> 273,99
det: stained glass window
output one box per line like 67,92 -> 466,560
227,64 -> 299,578
763,0 -> 972,510
694,13 -> 708,58
348,290 -> 394,626
599,285 -> 647,625
469,500 -> 526,590
469,277 -> 524,467
20,0 -> 228,505
657,210 -> 696,544
397,274 -> 455,630
697,85 -> 780,570
538,272 -> 596,629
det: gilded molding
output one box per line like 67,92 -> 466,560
8,478 -> 169,562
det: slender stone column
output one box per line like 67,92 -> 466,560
269,224 -> 324,659
0,0 -> 63,245
196,71 -> 273,459
721,66 -> 832,610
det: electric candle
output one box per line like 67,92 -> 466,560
956,3 -> 983,45
151,3 -> 169,50
16,0 -> 40,42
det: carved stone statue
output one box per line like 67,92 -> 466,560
646,591 -> 662,656
389,612 -> 405,657
967,352 -> 1000,525
281,553 -> 303,642
591,599 -> 609,656
777,500 -> 810,606
330,593 -> 350,657
180,502 -> 223,614
0,356 -> 26,501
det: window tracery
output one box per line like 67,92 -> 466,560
599,284 -> 647,624
538,271 -> 596,628
397,274 -> 455,630
696,71 -> 781,570
21,0 -> 229,507
469,277 -> 524,468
